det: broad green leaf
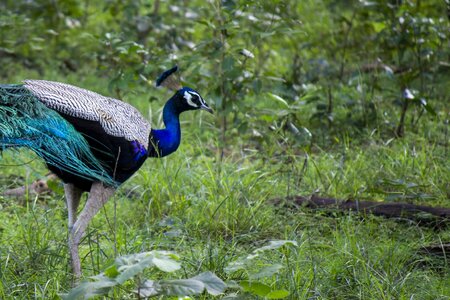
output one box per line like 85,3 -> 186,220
224,259 -> 247,273
61,274 -> 117,300
253,79 -> 262,94
267,93 -> 289,107
192,271 -> 227,295
196,19 -> 216,29
266,289 -> 290,299
372,22 -> 386,33
115,261 -> 152,284
260,31 -> 276,38
240,280 -> 271,297
249,264 -> 283,279
152,252 -> 181,272
222,56 -> 235,72
159,279 -> 205,296
104,265 -> 119,278
114,252 -> 156,284
113,251 -> 180,284
254,240 -> 298,253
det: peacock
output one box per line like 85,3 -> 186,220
0,66 -> 212,279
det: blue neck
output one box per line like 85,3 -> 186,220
150,97 -> 181,157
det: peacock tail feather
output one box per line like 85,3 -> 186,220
0,84 -> 118,187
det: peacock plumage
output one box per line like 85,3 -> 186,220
0,66 -> 212,280
0,83 -> 117,187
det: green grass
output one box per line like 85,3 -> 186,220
0,72 -> 448,299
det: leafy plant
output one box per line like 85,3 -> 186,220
224,240 -> 297,299
62,251 -> 226,299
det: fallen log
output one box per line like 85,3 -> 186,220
274,195 -> 450,225
420,243 -> 450,257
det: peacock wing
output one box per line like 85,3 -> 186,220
23,80 -> 151,149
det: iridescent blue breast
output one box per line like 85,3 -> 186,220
131,140 -> 148,161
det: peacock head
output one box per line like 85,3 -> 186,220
156,66 -> 213,114
177,87 -> 213,114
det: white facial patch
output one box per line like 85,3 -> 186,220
189,91 -> 208,106
184,91 -> 198,108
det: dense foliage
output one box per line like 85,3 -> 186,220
0,0 -> 448,299
1,0 -> 448,142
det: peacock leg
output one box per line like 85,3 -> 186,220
64,183 -> 83,231
69,181 -> 115,281
64,183 -> 83,284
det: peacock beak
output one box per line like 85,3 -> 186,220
200,103 -> 214,114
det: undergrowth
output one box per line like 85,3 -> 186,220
0,72 -> 448,299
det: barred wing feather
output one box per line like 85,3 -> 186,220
23,80 -> 151,149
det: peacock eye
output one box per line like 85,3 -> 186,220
184,91 -> 200,108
